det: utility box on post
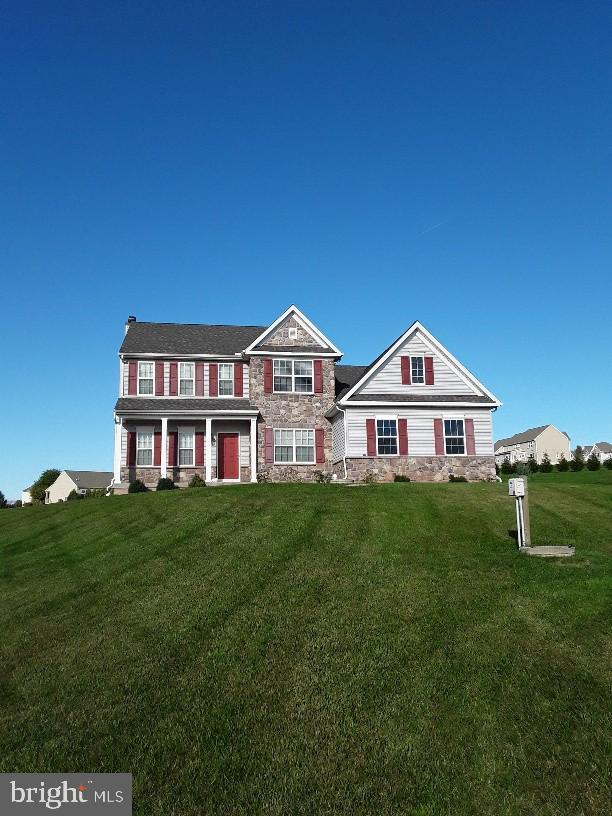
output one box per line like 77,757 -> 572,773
509,478 -> 530,548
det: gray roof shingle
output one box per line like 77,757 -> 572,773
335,364 -> 369,398
65,470 -> 114,489
115,398 -> 258,413
120,322 -> 267,356
494,425 -> 550,450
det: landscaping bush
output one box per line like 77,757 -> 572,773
362,471 -> 378,485
515,463 -> 529,476
256,471 -> 270,483
604,457 -> 612,470
128,479 -> 148,493
448,474 -> 467,482
586,453 -> 601,471
539,453 -> 553,473
188,473 -> 206,488
556,454 -> 569,472
526,455 -> 539,473
66,489 -> 83,501
394,474 -> 410,482
314,470 -> 332,484
569,455 -> 584,472
500,460 -> 515,475
156,478 -> 176,491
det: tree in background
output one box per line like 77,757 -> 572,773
586,452 -> 601,471
28,469 -> 61,504
604,457 -> 612,470
570,448 -> 585,472
556,453 -> 569,472
539,453 -> 553,473
0,491 -> 7,509
500,459 -> 515,475
526,455 -> 539,473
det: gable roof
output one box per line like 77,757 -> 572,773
339,320 -> 500,406
494,425 -> 551,450
593,441 -> 612,452
64,470 -> 114,489
335,364 -> 369,399
244,305 -> 342,356
120,322 -> 267,356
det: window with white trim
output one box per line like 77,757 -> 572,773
411,356 -> 424,384
273,359 -> 313,392
274,428 -> 315,463
218,363 -> 234,396
136,431 -> 153,465
179,363 -> 194,396
376,419 -> 397,455
444,419 -> 465,455
138,362 -> 154,395
178,430 -> 194,465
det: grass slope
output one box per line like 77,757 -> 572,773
1,473 -> 611,815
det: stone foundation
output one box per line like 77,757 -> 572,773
342,456 -> 496,483
117,464 -> 251,492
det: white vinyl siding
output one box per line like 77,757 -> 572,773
358,334 -> 478,396
345,408 -> 493,457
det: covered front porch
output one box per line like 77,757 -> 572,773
113,408 -> 259,492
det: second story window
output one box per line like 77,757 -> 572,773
180,363 -> 194,396
411,356 -> 424,384
218,363 -> 234,396
138,362 -> 154,395
273,359 -> 313,393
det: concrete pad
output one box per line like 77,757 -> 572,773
521,546 -> 575,557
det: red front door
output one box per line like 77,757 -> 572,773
218,433 -> 239,480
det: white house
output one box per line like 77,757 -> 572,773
21,488 -> 32,505
581,442 -> 612,464
495,425 -> 571,466
45,470 -> 114,504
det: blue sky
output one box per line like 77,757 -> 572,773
2,1 -> 611,499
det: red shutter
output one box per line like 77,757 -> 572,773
425,356 -> 434,385
263,359 -> 273,393
155,362 -> 164,396
401,356 -> 411,385
169,363 -> 178,396
465,418 -> 476,456
168,432 -> 177,466
398,419 -> 408,455
195,431 -> 205,467
209,363 -> 218,397
234,362 -> 243,397
128,361 -> 137,395
127,431 -> 136,466
366,418 -> 376,456
314,360 -> 323,393
434,418 -> 444,455
264,428 -> 274,463
196,363 -> 204,396
153,431 -> 161,466
315,428 -> 324,463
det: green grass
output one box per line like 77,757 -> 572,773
1,473 -> 611,815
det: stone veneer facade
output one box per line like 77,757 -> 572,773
333,456 -> 496,483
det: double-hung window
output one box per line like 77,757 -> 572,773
411,356 -> 424,384
376,419 -> 398,455
138,362 -> 154,395
179,363 -> 194,396
136,431 -> 153,465
178,430 -> 194,465
274,429 -> 315,463
218,363 -> 234,396
273,360 -> 313,393
444,419 -> 465,455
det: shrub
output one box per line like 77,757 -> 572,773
394,474 -> 411,482
449,474 -> 467,482
128,479 -> 148,493
495,463 -> 500,475
500,460 -> 514,475
556,454 -> 569,472
604,457 -> 612,470
515,463 -> 529,476
29,469 -> 61,504
586,453 -> 601,471
539,453 -> 553,473
256,471 -> 270,483
156,478 -> 176,491
314,470 -> 332,484
362,471 -> 377,485
188,473 -> 206,488
0,491 -> 6,509
526,455 -> 539,474
66,489 -> 84,501
87,488 -> 107,499
569,455 -> 584,472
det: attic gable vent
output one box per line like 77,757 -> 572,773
288,327 -> 298,339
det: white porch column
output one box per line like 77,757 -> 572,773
160,417 -> 168,479
113,417 -> 122,484
250,417 -> 258,482
205,417 -> 212,483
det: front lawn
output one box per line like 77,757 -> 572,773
1,475 -> 610,815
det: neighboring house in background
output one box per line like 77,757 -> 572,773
113,305 -> 500,489
494,425 -> 571,466
21,488 -> 32,505
579,442 -> 612,464
45,470 -> 114,504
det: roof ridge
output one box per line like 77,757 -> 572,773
129,321 -> 268,329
